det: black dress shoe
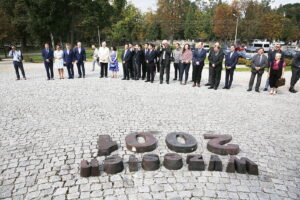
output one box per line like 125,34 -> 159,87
100,76 -> 104,78
289,88 -> 297,93
151,81 -> 154,83
173,78 -> 177,81
255,89 -> 260,93
160,81 -> 163,84
214,87 -> 218,90
247,89 -> 252,92
145,80 -> 150,82
205,83 -> 210,86
122,78 -> 126,80
223,86 -> 227,89
263,88 -> 268,91
127,78 -> 130,80
78,76 -> 82,78
166,81 -> 169,84
16,78 -> 20,81
23,77 -> 27,80
208,86 -> 214,89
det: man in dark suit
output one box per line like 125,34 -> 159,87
205,42 -> 220,86
192,42 -> 207,87
208,46 -> 224,90
128,43 -> 134,79
247,48 -> 268,92
141,43 -> 149,80
74,42 -> 86,78
159,40 -> 172,84
121,44 -> 132,80
42,43 -> 54,80
289,46 -> 300,93
145,44 -> 156,83
133,44 -> 143,80
63,43 -> 75,79
223,45 -> 239,89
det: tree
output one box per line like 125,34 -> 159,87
213,3 -> 236,41
156,0 -> 190,43
260,12 -> 289,41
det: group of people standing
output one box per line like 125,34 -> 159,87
7,41 -> 300,94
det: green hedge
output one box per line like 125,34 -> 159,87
238,57 -> 293,67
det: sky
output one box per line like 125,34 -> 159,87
129,0 -> 300,13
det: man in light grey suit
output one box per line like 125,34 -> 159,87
247,48 -> 268,92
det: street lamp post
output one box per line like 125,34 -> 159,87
233,13 -> 239,45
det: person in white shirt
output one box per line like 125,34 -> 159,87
8,45 -> 26,80
98,41 -> 110,78
91,45 -> 99,71
54,45 -> 65,79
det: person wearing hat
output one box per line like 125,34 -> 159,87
159,40 -> 172,84
289,46 -> 300,93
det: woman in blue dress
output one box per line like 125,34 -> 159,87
109,46 -> 119,78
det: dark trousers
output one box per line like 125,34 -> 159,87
44,62 -> 54,79
129,62 -> 134,78
269,70 -> 282,88
142,62 -> 147,79
77,62 -> 85,77
13,61 -> 26,79
66,63 -> 74,78
248,70 -> 264,90
100,62 -> 108,77
290,66 -> 300,88
225,68 -> 235,88
207,65 -> 213,84
193,63 -> 204,84
174,63 -> 179,80
211,66 -> 222,88
156,62 -> 160,73
147,63 -> 155,81
123,62 -> 130,79
179,63 -> 190,82
160,60 -> 170,82
133,61 -> 141,79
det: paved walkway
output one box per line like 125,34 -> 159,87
0,62 -> 299,200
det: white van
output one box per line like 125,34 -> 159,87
249,39 -> 270,52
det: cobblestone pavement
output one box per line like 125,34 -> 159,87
0,62 -> 299,200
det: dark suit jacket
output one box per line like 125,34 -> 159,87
250,53 -> 268,73
121,49 -> 132,63
292,52 -> 300,68
208,50 -> 224,68
63,49 -> 74,64
145,50 -> 156,64
268,50 -> 285,66
74,48 -> 86,63
192,48 -> 207,65
225,51 -> 239,69
133,50 -> 143,65
42,49 -> 54,63
159,46 -> 172,63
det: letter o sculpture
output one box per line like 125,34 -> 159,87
165,132 -> 198,153
125,132 -> 158,153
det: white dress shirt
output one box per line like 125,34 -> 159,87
9,50 -> 22,62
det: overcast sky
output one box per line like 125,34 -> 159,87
129,0 -> 299,12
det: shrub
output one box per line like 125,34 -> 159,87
238,58 -> 251,67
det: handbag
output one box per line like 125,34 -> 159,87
277,78 -> 285,87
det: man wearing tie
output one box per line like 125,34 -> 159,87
74,42 -> 86,78
224,45 -> 239,89
63,43 -> 75,79
145,44 -> 156,83
192,42 -> 207,87
8,45 -> 26,80
159,40 -> 172,84
121,44 -> 132,80
141,43 -> 149,80
247,48 -> 268,92
42,43 -> 54,80
208,46 -> 224,90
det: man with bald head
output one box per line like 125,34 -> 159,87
159,40 -> 172,84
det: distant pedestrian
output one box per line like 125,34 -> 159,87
42,43 -> 54,80
289,46 -> 300,93
8,45 -> 26,80
54,45 -> 64,79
